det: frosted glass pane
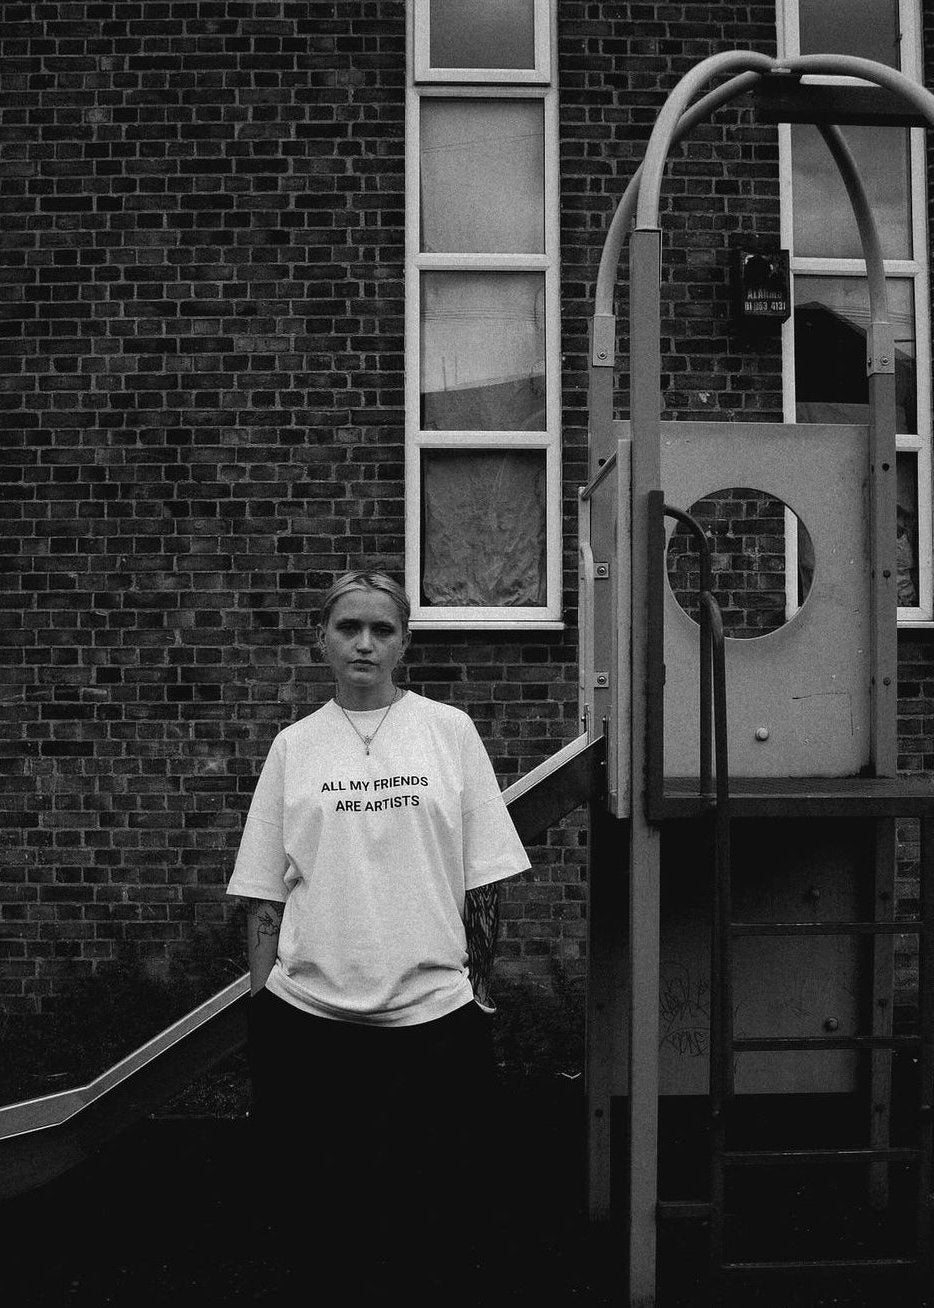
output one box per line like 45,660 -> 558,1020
799,0 -> 900,67
421,273 -> 546,431
794,276 -> 916,432
792,125 -> 911,259
429,0 -> 535,70
421,451 -> 546,606
420,100 -> 544,253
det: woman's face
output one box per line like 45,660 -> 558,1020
319,587 -> 409,709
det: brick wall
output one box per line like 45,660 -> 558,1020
0,2 -> 588,1025
1,1 -> 419,1016
558,0 -> 784,436
667,487 -> 794,637
3,1 -> 933,1040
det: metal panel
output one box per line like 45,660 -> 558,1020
582,440 -> 631,814
659,820 -> 867,1096
654,420 -> 872,778
749,83 -> 928,127
504,734 -> 604,843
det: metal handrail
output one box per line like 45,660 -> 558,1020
660,505 -> 732,1277
0,972 -> 250,1141
0,731 -> 606,1195
579,448 -> 618,503
664,505 -> 717,797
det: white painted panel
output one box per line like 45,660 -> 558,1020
658,421 -> 872,778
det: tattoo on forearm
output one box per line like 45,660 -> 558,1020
245,898 -> 284,950
464,883 -> 499,1003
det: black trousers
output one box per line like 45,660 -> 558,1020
247,989 -> 499,1300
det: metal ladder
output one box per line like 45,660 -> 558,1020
648,490 -> 934,1286
708,808 -> 934,1285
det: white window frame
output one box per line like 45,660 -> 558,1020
778,0 -> 933,624
405,0 -> 562,629
413,0 -> 551,85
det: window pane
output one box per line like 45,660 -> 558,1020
897,451 -> 920,606
791,124 -> 911,259
421,451 -> 546,606
799,0 -> 900,67
421,273 -> 546,431
420,99 -> 544,254
794,276 -> 917,432
429,0 -> 535,70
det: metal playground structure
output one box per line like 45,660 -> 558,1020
579,47 -> 934,1306
4,46 -> 934,1308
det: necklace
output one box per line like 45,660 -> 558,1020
336,687 -> 401,755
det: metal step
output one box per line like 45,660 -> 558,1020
729,919 -> 921,937
722,1257 -> 919,1275
723,1146 -> 919,1166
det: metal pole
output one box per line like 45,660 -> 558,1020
703,594 -> 731,1279
627,225 -> 663,1306
585,775 -> 629,1224
813,123 -> 897,776
917,814 -> 934,1272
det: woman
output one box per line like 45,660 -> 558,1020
227,570 -> 529,1299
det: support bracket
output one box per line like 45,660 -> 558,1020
591,313 -> 616,368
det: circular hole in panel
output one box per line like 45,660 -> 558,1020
666,488 -> 815,639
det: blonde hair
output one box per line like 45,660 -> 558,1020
318,570 -> 411,635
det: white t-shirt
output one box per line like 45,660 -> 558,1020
226,691 -> 530,1026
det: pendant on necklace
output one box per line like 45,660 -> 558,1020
363,738 -> 372,753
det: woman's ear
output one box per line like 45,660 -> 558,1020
315,623 -> 327,656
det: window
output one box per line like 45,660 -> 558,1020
406,0 -> 561,628
414,0 -> 551,84
779,0 -> 932,623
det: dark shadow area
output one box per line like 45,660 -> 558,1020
2,1079 -> 620,1308
655,1058 -> 934,1306
5,1074 -> 934,1306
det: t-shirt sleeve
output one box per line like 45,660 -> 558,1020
226,732 -> 289,902
460,718 -> 531,891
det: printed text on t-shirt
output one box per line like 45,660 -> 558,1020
321,774 -> 430,813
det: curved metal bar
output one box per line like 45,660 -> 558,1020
816,122 -> 887,319
595,69 -> 766,316
663,505 -> 711,591
597,49 -> 934,342
635,52 -> 934,231
700,592 -> 729,808
635,50 -> 777,230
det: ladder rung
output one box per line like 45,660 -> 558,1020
723,1146 -> 919,1166
721,1257 -> 919,1275
730,920 -> 922,937
733,1035 -> 920,1052
656,1200 -> 712,1221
